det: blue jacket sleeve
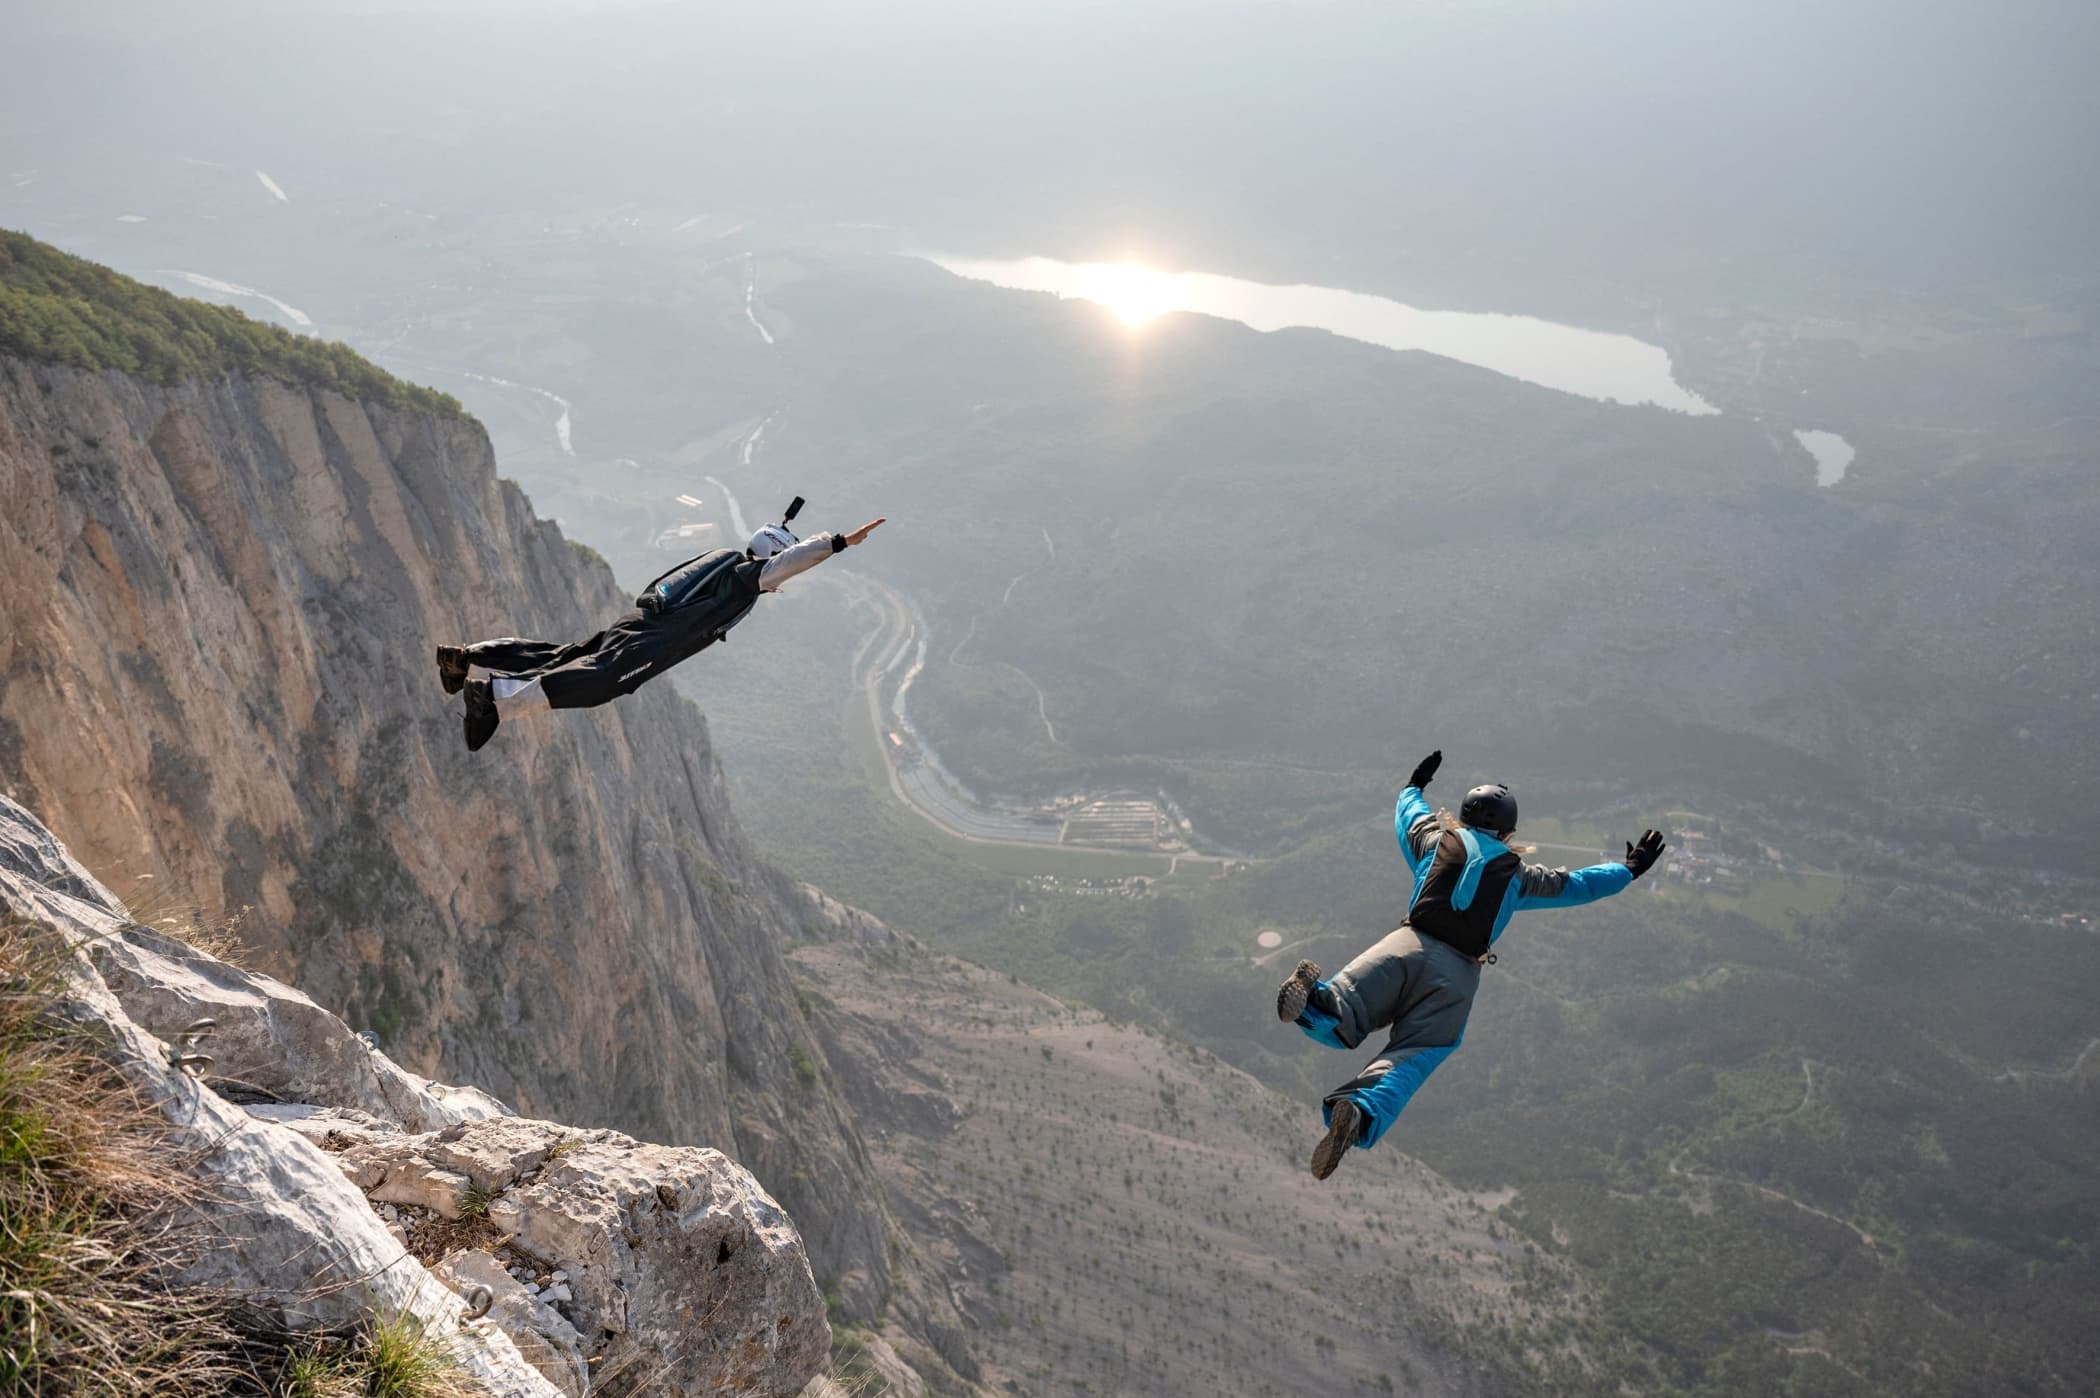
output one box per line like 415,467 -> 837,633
1395,785 -> 1441,876
1515,860 -> 1633,909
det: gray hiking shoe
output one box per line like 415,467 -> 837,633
1276,960 -> 1323,1023
1311,1098 -> 1364,1181
435,645 -> 471,694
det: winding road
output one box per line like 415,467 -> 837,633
1992,1036 -> 2100,1086
833,568 -> 1242,866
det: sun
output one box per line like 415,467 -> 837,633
1071,262 -> 1178,327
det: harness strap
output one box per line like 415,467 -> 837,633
1452,828 -> 1487,911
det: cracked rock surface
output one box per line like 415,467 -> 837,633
341,1117 -> 829,1398
0,794 -> 829,1398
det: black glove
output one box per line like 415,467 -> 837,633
1624,830 -> 1667,879
1408,750 -> 1443,791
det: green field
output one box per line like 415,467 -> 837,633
921,836 -> 1170,881
1662,869 -> 1850,934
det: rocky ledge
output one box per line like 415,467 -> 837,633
0,793 -> 829,1397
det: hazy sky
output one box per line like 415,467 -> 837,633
7,0 -> 2096,301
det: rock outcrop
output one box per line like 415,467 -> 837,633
350,1118 -> 829,1397
84,911 -> 510,1134
0,341 -> 893,1316
0,792 -> 829,1396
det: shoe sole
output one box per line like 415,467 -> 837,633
1275,960 -> 1322,1023
1311,1099 -> 1362,1181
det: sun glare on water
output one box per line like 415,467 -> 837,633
1070,262 -> 1179,327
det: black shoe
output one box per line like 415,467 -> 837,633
463,679 -> 499,752
1311,1098 -> 1363,1181
435,645 -> 471,694
1276,960 -> 1323,1023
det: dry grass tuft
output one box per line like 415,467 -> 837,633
1,916 -> 494,1395
360,1313 -> 483,1398
119,884 -> 257,968
826,1327 -> 891,1396
0,917 -> 246,1396
402,1209 -> 498,1269
271,1314 -> 483,1398
276,1345 -> 368,1398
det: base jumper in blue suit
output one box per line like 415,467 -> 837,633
1277,750 -> 1667,1179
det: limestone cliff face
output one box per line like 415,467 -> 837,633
0,354 -> 889,1314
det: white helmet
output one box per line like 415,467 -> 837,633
747,523 -> 798,560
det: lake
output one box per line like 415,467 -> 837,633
1793,429 -> 1856,487
927,254 -> 1720,416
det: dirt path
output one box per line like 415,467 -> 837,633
947,530 -> 1061,744
1664,1147 -> 1880,1253
1993,1036 -> 2100,1085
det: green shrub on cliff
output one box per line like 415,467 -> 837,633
0,230 -> 464,418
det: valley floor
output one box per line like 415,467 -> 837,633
792,936 -> 1581,1398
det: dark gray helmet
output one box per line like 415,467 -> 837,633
1460,783 -> 1518,835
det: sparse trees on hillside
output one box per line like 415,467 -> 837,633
0,231 -> 464,418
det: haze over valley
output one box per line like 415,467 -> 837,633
4,3 -> 2098,1394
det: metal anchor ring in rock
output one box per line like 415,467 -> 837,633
342,1117 -> 829,1397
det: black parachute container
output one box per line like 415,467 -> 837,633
635,548 -> 764,642
639,548 -> 738,613
632,494 -> 801,635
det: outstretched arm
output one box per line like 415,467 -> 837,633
1395,749 -> 1444,873
758,517 -> 885,591
1516,830 -> 1665,909
1515,859 -> 1632,909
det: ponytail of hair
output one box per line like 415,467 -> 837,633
1437,806 -> 1534,856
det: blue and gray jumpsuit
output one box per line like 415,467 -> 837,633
1294,783 -> 1633,1148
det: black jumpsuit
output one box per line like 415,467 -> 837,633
462,607 -> 722,709
462,533 -> 844,708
